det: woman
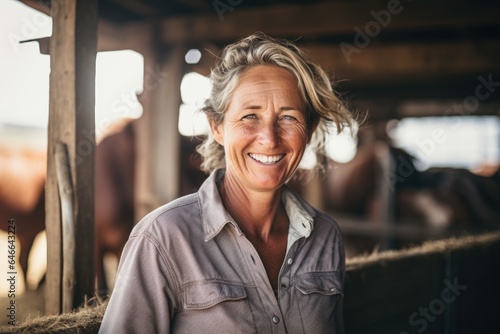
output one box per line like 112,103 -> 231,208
100,33 -> 356,334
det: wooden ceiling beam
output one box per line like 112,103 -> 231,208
19,0 -> 50,16
160,0 -> 500,44
304,40 -> 500,83
106,0 -> 158,17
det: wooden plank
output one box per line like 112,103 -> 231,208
160,0 -> 500,44
97,20 -> 151,53
106,0 -> 157,17
134,43 -> 186,219
21,20 -> 151,56
151,45 -> 185,205
46,0 -> 98,314
345,253 -> 445,333
19,0 -> 50,16
304,40 -> 500,83
54,142 -> 76,313
34,36 -> 500,87
344,232 -> 500,334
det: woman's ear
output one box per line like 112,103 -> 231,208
209,118 -> 224,145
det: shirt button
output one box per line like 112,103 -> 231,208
287,258 -> 293,265
272,316 -> 280,324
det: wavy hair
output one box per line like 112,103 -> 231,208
197,32 -> 357,175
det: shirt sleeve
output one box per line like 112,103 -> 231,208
334,294 -> 345,334
99,233 -> 177,334
334,218 -> 346,334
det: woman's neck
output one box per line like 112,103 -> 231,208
218,172 -> 288,241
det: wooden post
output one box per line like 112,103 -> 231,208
54,142 -> 76,313
135,44 -> 186,220
46,0 -> 98,314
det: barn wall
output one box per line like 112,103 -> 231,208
344,232 -> 500,334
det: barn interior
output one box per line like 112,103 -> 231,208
1,0 -> 499,333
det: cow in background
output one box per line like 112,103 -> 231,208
0,120 -> 210,293
392,147 -> 500,232
0,147 -> 46,283
0,121 -> 136,293
323,124 -> 500,250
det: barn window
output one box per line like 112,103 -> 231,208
95,50 -> 144,139
0,0 -> 144,141
389,116 -> 500,172
178,71 -> 211,136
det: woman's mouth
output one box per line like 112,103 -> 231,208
248,153 -> 285,164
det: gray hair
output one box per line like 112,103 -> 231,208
197,32 -> 357,174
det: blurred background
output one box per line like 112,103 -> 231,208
0,0 -> 499,326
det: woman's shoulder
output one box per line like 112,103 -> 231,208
130,192 -> 202,238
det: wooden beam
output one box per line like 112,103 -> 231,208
160,0 -> 500,44
21,20 -> 151,56
46,0 -> 97,314
29,37 -> 500,87
97,20 -> 151,53
135,44 -> 186,220
351,99 -> 500,121
106,0 -> 157,17
304,40 -> 500,83
19,0 -> 50,16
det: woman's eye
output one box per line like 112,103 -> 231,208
281,115 -> 297,121
242,114 -> 257,120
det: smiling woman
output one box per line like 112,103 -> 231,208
100,33 -> 358,334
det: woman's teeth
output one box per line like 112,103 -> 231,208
249,153 -> 284,164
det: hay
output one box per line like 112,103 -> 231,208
346,230 -> 500,270
0,299 -> 107,334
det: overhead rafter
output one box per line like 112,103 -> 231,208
304,40 -> 500,83
106,0 -> 158,17
160,0 -> 500,44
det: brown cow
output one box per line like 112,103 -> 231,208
0,121 -> 210,294
0,147 -> 46,283
323,135 -> 500,232
0,122 -> 136,293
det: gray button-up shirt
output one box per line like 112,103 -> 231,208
99,169 -> 345,334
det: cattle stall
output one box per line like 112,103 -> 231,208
1,0 -> 499,330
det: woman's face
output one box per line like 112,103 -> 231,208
210,65 -> 316,192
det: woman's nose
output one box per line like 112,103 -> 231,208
257,121 -> 281,148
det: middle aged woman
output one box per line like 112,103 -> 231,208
99,33 -> 356,334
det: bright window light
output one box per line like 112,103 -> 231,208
389,116 -> 500,170
178,104 -> 210,137
179,72 -> 211,136
95,50 -> 144,136
325,124 -> 358,163
0,1 -> 51,129
185,49 -> 202,64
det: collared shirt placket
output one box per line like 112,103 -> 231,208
237,231 -> 288,334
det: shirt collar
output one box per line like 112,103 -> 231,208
199,169 -> 237,242
282,188 -> 314,249
199,168 -> 315,242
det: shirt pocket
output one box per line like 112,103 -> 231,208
291,271 -> 343,333
176,281 -> 257,334
184,281 -> 248,309
294,271 -> 343,296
